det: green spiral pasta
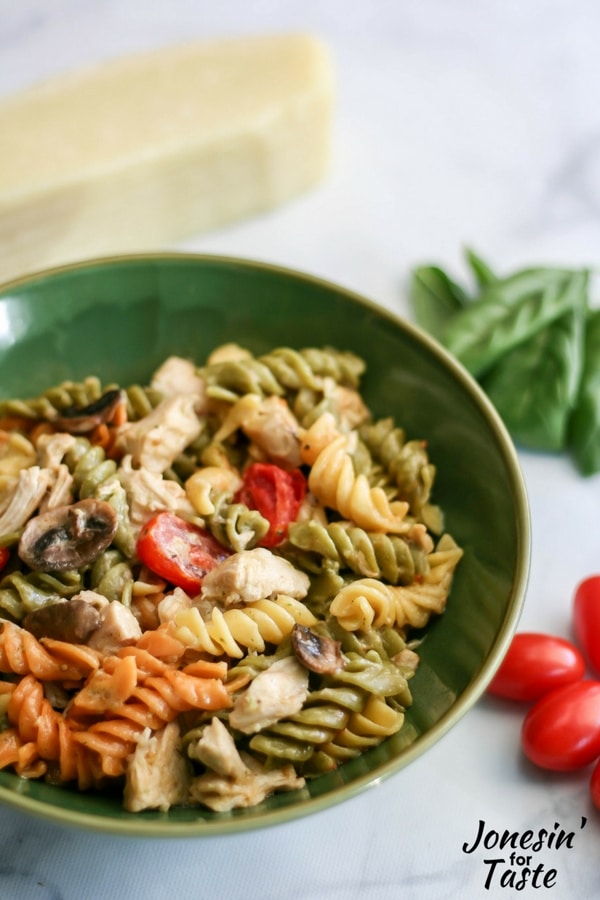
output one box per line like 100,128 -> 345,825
121,384 -> 164,422
0,569 -> 83,622
88,549 -> 136,606
63,438 -> 135,558
287,520 -> 430,585
201,358 -> 284,402
248,683 -> 366,766
360,417 -> 436,515
311,693 -> 406,770
204,493 -> 270,552
0,377 -> 112,421
202,346 -> 365,403
259,347 -> 365,391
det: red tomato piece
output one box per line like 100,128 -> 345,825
0,547 -> 9,573
236,462 -> 307,547
573,575 -> 600,677
521,680 -> 600,771
487,632 -> 585,701
136,512 -> 230,595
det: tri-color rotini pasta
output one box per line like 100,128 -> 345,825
0,343 -> 462,812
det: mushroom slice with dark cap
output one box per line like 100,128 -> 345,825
51,389 -> 123,434
291,623 -> 343,675
18,498 -> 118,571
23,598 -> 101,643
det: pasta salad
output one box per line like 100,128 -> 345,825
0,344 -> 462,812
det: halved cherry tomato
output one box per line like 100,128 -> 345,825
0,547 -> 9,573
573,575 -> 600,677
136,512 -> 230,596
521,680 -> 600,771
236,462 -> 307,547
487,632 -> 585,701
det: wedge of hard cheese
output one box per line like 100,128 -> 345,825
0,34 -> 334,282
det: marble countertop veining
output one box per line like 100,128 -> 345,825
1,2 -> 600,898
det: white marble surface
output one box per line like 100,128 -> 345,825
1,2 -> 600,898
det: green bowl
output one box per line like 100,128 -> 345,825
0,253 -> 530,836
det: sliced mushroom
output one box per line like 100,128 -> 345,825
51,389 -> 123,434
23,598 -> 101,643
18,498 -> 118,571
291,624 -> 343,675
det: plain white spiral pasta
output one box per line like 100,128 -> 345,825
305,432 -> 410,534
173,595 -> 317,658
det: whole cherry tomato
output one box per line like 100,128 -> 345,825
521,680 -> 600,771
487,632 -> 585,701
236,462 -> 306,547
573,575 -> 600,677
136,512 -> 230,595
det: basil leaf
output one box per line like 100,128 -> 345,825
410,265 -> 470,340
464,247 -> 497,289
443,268 -> 588,377
481,306 -> 586,451
568,309 -> 600,475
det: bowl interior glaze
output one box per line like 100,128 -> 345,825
0,254 -> 530,836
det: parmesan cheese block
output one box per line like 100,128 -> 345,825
0,34 -> 334,283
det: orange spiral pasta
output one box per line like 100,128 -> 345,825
0,621 -> 101,681
0,626 -> 233,786
0,674 -> 101,787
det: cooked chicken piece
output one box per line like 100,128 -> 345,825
114,395 -> 202,474
241,396 -> 303,468
39,463 -> 74,512
325,381 -> 370,430
25,434 -> 78,514
0,431 -> 36,477
187,716 -> 304,812
150,356 -> 208,408
187,716 -> 247,778
86,600 -> 142,654
157,587 -> 192,624
124,722 -> 190,813
229,656 -> 309,734
118,455 -> 195,530
35,432 -> 77,468
200,547 -> 310,606
212,393 -> 302,469
0,466 -> 51,534
189,762 -> 304,812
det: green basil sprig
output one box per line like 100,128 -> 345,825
409,250 -> 599,474
443,267 -> 587,378
568,309 -> 600,475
